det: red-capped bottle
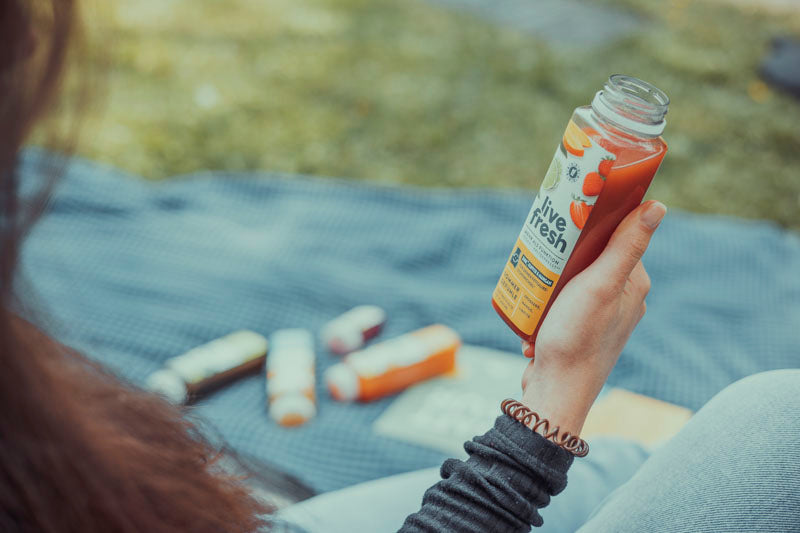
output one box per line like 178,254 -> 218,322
492,74 -> 669,342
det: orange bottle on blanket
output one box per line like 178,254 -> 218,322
325,324 -> 460,402
492,75 -> 669,343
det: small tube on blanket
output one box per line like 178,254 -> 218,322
321,305 -> 387,355
267,329 -> 316,426
146,330 -> 268,404
325,324 -> 461,402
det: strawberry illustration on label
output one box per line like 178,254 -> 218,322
598,156 -> 615,177
569,200 -> 592,230
582,172 -> 605,196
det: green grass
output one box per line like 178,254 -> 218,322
66,0 -> 800,228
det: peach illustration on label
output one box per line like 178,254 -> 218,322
562,120 -> 592,157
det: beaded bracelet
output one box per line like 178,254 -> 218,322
501,399 -> 589,457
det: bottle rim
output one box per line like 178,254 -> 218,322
591,74 -> 669,137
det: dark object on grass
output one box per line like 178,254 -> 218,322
761,36 -> 800,99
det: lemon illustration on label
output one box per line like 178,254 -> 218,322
542,158 -> 562,191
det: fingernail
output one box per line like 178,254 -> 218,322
521,341 -> 534,358
642,201 -> 667,229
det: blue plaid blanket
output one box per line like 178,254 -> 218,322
19,150 -> 800,492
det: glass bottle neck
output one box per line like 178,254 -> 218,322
591,75 -> 669,139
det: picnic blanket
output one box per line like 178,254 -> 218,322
18,149 -> 800,493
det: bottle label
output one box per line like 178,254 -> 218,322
492,120 -> 615,336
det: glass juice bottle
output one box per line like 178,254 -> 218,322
492,74 -> 669,343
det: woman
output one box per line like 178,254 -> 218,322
1,2 -> 272,531
3,2 -> 799,533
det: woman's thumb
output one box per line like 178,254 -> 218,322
591,200 -> 666,286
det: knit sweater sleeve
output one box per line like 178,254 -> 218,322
398,414 -> 574,533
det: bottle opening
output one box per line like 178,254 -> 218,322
591,74 -> 669,137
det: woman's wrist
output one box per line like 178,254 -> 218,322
520,370 -> 597,437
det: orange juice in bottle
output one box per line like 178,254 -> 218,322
492,75 -> 669,342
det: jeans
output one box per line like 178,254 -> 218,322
578,369 -> 800,532
280,370 -> 800,532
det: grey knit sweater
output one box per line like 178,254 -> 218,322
399,415 -> 574,532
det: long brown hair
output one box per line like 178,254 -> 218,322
0,2 -> 272,531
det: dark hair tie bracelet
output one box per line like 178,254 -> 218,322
501,399 -> 589,457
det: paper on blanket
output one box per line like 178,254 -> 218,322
372,345 -> 531,457
373,344 -> 690,455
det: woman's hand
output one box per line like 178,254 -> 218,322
519,200 -> 667,436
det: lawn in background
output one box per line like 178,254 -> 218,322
67,0 -> 800,228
